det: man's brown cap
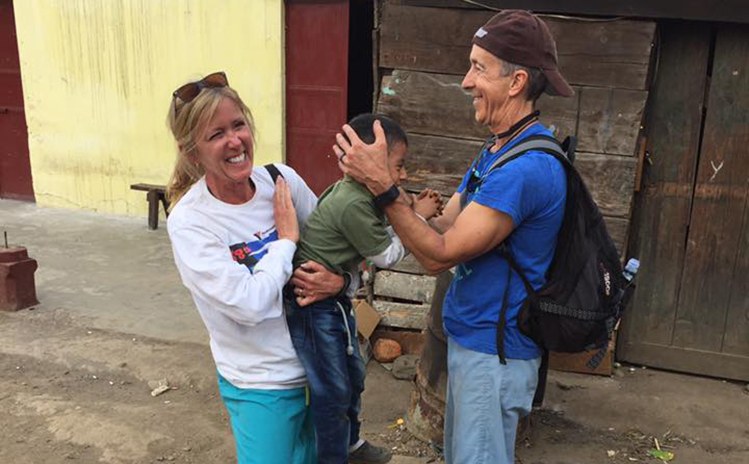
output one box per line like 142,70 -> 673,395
472,10 -> 574,97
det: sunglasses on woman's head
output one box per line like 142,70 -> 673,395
172,71 -> 229,113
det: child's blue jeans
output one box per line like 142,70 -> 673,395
286,294 -> 366,464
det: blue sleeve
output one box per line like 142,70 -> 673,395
471,153 -> 562,227
456,165 -> 472,194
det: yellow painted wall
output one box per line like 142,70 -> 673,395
14,0 -> 285,214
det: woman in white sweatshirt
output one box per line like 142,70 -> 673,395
165,72 -> 345,464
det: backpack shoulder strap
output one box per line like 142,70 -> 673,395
263,163 -> 284,184
487,135 -> 568,174
489,135 -> 571,362
495,243 -> 537,365
459,135 -> 573,211
489,135 -> 572,278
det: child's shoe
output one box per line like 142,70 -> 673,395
348,440 -> 392,464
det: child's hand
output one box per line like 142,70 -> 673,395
412,188 -> 444,220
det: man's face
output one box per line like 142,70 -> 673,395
387,141 -> 408,186
461,45 -> 513,132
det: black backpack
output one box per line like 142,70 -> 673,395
462,135 -> 634,368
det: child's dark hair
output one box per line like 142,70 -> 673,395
346,113 -> 407,152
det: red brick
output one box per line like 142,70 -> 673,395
373,338 -> 402,363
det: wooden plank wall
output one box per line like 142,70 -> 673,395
376,0 -> 656,252
670,24 -> 749,358
370,0 -> 656,330
613,22 -> 749,381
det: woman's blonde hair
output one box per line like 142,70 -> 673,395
165,84 -> 256,208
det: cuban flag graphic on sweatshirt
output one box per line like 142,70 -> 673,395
229,229 -> 279,272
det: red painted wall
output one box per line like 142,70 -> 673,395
285,0 -> 349,195
0,0 -> 34,201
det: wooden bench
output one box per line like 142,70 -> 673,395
130,183 -> 169,230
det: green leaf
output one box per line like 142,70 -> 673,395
648,449 -> 675,461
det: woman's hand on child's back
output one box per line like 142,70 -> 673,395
291,261 -> 347,307
413,188 -> 444,220
273,177 -> 299,243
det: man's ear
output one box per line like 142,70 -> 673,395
508,69 -> 529,97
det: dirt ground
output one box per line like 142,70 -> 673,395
2,307 -> 748,464
1,200 -> 748,463
0,307 -> 435,464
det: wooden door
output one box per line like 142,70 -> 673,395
0,0 -> 34,201
619,23 -> 749,381
285,0 -> 349,195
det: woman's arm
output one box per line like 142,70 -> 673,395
169,223 -> 296,325
278,164 -> 347,306
290,261 -> 346,307
167,179 -> 301,325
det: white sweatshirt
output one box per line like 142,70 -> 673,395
167,165 -> 317,389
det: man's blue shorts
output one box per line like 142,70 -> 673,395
217,374 -> 316,464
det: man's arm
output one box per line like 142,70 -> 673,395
336,120 -> 512,272
429,192 -> 461,233
381,194 -> 513,274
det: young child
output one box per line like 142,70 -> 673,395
285,113 -> 442,464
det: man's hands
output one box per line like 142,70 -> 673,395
291,261 -> 346,307
335,120 -> 393,195
273,177 -> 299,243
413,188 -> 444,220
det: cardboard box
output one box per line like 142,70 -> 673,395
353,300 -> 381,363
353,299 -> 381,339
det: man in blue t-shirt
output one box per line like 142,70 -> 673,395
336,10 -> 574,464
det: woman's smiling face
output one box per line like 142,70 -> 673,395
194,97 -> 255,201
